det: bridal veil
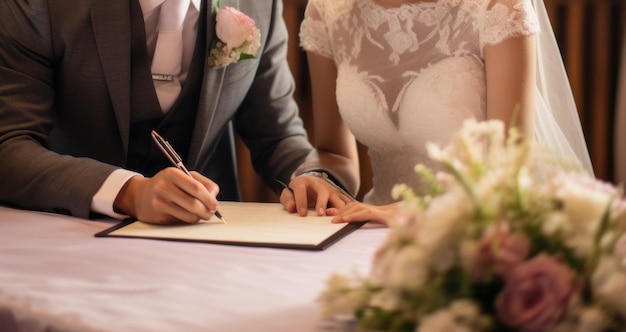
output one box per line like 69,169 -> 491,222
531,0 -> 594,175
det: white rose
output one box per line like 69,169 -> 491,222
551,172 -> 622,255
552,172 -> 618,227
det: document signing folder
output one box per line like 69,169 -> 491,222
95,202 -> 364,250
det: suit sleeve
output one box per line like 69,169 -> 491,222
233,0 -> 314,192
0,0 -> 116,218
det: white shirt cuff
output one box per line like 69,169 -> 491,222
91,169 -> 142,220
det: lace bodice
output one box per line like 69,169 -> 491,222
300,0 -> 539,205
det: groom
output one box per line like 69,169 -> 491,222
0,0 -> 356,224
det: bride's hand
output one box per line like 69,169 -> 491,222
328,202 -> 399,225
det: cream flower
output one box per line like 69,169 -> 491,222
552,172 -> 618,225
592,256 -> 626,318
551,172 -> 621,255
417,309 -> 475,332
316,273 -> 370,319
381,244 -> 429,290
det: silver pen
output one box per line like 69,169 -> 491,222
151,130 -> 227,224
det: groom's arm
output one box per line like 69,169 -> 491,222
0,0 -> 118,218
233,0 -> 316,191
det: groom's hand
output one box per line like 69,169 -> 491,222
279,175 -> 352,217
114,168 -> 221,224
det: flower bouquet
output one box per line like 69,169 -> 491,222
318,119 -> 626,331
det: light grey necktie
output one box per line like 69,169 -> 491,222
151,0 -> 190,112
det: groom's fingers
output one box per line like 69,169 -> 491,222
279,188 -> 297,213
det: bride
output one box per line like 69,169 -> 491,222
280,0 -> 594,224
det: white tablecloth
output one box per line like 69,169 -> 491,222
0,205 -> 388,332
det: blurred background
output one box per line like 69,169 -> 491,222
236,0 -> 626,202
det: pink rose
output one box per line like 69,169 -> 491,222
496,254 -> 575,331
216,7 -> 257,48
476,223 -> 530,278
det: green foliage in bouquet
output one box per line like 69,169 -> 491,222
318,119 -> 626,332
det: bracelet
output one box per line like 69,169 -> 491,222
301,170 -> 330,180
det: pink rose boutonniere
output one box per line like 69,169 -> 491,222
208,2 -> 261,67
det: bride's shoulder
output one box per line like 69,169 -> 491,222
482,0 -> 537,22
465,0 -> 535,20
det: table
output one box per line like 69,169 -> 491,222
0,205 -> 388,332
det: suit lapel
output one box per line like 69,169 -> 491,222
188,0 -> 238,167
88,0 -> 240,166
90,0 -> 132,153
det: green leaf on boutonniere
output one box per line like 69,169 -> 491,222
213,0 -> 220,13
238,53 -> 255,61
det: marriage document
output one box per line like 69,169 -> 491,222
95,202 -> 362,250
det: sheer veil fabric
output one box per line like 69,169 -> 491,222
531,0 -> 594,176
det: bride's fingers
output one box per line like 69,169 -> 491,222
331,204 -> 390,224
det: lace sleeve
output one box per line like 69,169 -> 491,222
299,0 -> 333,59
481,0 -> 540,48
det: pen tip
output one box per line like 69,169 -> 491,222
215,211 -> 227,224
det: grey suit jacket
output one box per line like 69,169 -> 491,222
0,0 -> 313,218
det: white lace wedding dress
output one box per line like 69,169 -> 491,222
300,0 -> 544,205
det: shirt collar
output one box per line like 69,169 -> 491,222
191,0 -> 201,11
138,0 -> 201,16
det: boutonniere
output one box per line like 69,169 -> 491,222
208,1 -> 261,67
